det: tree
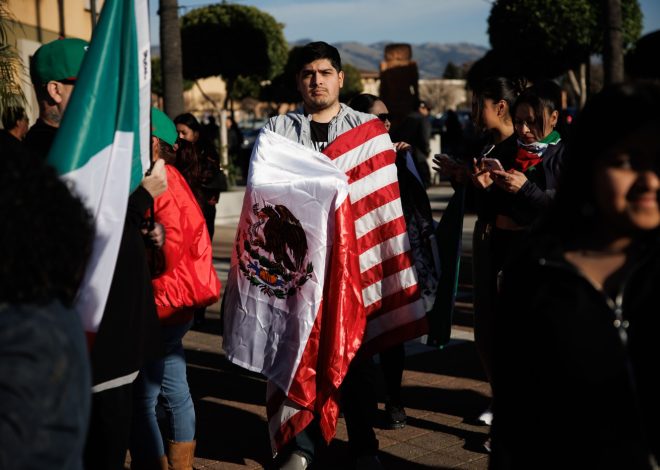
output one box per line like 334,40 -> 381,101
151,57 -> 193,98
180,3 -> 288,109
0,0 -> 26,118
443,61 -> 462,79
159,0 -> 184,117
339,63 -> 363,103
485,0 -> 642,106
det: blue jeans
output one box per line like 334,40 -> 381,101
130,321 -> 195,459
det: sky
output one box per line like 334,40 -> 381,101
149,0 -> 660,48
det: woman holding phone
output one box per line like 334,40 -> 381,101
433,77 -> 523,430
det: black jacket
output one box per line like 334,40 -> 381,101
490,234 -> 660,469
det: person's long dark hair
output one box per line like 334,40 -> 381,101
511,80 -> 562,139
173,112 -> 203,136
544,82 -> 660,243
348,93 -> 381,113
472,77 -> 525,132
174,139 -> 205,204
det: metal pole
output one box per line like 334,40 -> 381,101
90,0 -> 98,31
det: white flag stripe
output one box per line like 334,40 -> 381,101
65,131 -> 133,331
354,199 -> 405,239
359,232 -> 411,273
361,266 -> 419,308
332,133 -> 393,173
135,0 -> 151,175
348,164 -> 399,204
364,298 -> 427,342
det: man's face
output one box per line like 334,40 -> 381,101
296,59 -> 344,113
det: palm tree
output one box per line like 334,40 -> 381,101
0,0 -> 26,118
159,0 -> 184,118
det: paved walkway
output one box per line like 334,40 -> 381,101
181,184 -> 491,469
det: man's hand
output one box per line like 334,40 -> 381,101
432,154 -> 469,183
143,222 -> 165,248
491,169 -> 527,194
141,159 -> 167,198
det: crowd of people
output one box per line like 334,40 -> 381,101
1,33 -> 660,470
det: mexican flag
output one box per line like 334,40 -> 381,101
222,129 -> 367,454
47,0 -> 151,334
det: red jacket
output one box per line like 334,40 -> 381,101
152,164 -> 221,324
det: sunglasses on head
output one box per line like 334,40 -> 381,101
377,113 -> 390,122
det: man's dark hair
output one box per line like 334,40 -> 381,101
156,138 -> 176,164
0,150 -> 94,306
294,41 -> 342,74
2,106 -> 26,130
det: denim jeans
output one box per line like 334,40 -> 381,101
130,320 -> 195,459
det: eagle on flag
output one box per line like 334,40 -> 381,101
223,117 -> 427,454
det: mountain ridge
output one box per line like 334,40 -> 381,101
291,40 -> 488,78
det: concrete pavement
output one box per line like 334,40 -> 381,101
181,183 -> 491,469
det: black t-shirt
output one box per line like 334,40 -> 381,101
310,120 -> 329,152
24,119 -> 58,160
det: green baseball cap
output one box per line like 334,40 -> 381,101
151,107 -> 178,147
31,38 -> 89,85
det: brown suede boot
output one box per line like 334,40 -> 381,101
166,440 -> 196,470
129,455 -> 168,470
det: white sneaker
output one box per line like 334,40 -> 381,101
477,407 -> 493,426
279,452 -> 309,470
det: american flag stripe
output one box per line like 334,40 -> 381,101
266,381 -> 314,456
345,150 -> 396,183
357,216 -> 408,253
326,133 -> 392,169
362,265 -> 419,307
351,181 -> 400,220
365,284 -> 421,317
324,118 -> 426,351
358,231 -> 410,273
360,252 -> 415,289
355,199 -> 406,238
347,165 -> 399,203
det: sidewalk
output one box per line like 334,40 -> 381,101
182,183 -> 491,469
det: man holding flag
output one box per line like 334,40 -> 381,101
27,1 -> 167,467
223,41 -> 427,470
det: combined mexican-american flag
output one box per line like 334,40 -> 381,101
47,0 -> 151,335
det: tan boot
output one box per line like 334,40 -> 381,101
129,455 -> 168,470
166,440 -> 196,470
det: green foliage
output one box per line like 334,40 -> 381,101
229,75 -> 262,101
180,3 -> 288,84
260,46 -> 303,104
443,61 -> 462,79
483,0 -> 643,81
339,63 -> 363,103
151,57 -> 193,97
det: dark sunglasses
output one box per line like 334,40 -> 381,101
377,113 -> 390,122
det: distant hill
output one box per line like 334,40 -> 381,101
292,40 -> 488,78
153,41 -> 489,79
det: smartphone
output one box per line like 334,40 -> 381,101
481,157 -> 504,172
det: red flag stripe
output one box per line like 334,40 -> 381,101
270,404 -> 314,455
360,252 -> 415,289
362,265 -> 419,308
324,119 -> 390,162
351,181 -> 400,220
355,199 -> 406,239
365,284 -> 422,317
345,149 -> 396,184
367,286 -> 426,323
361,316 -> 429,358
348,164 -> 399,204
357,216 -> 408,254
359,232 -> 410,273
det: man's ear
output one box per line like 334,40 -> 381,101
338,70 -> 345,89
151,136 -> 160,160
46,81 -> 64,104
